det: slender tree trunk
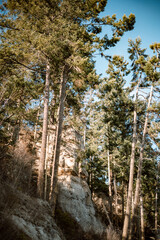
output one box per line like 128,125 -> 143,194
140,190 -> 145,240
128,191 -> 135,240
132,191 -> 134,218
128,190 -> 135,239
122,179 -> 125,226
155,173 -> 158,240
113,157 -> 118,216
37,63 -> 50,198
130,85 -> 153,237
44,133 -> 49,200
49,65 -> 68,213
122,78 -> 140,240
108,149 -> 113,218
114,174 -> 118,215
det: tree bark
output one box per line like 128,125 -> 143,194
122,78 -> 140,240
44,133 -> 49,200
37,63 -> 50,198
49,65 -> 68,214
113,174 -> 118,215
140,190 -> 145,240
155,173 -> 158,240
122,179 -> 125,226
108,149 -> 113,218
113,157 -> 118,216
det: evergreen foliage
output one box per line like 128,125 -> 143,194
0,1 -> 159,239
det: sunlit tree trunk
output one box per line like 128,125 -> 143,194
44,133 -> 50,200
122,178 -> 125,226
132,191 -> 134,218
37,64 -> 50,198
113,158 -> 118,216
140,190 -> 145,240
108,149 -> 113,218
122,78 -> 140,240
128,191 -> 135,240
49,65 -> 68,214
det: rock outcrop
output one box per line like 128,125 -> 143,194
57,175 -> 106,237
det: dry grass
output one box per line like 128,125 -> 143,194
0,138 -> 37,195
106,225 -> 121,240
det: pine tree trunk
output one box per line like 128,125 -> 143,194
128,191 -> 135,240
155,174 -> 158,240
108,149 -> 113,218
113,157 -> 118,216
122,179 -> 125,226
122,78 -> 140,240
132,191 -> 134,218
44,133 -> 49,200
37,64 -> 50,198
49,65 -> 68,213
130,84 -> 153,237
140,191 -> 145,240
114,175 -> 118,215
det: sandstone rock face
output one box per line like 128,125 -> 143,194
57,174 -> 105,236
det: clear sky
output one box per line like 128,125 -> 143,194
95,0 -> 160,77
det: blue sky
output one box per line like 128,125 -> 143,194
95,0 -> 160,77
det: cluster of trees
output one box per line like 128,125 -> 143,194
0,0 -> 159,239
85,39 -> 160,239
